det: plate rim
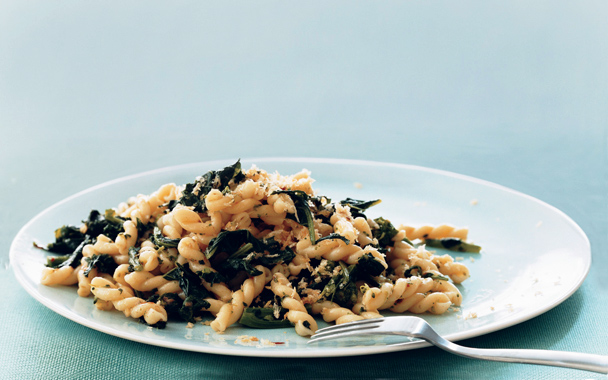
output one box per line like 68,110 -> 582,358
10,157 -> 591,358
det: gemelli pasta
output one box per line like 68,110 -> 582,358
38,161 -> 480,337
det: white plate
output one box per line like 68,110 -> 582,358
10,158 -> 590,357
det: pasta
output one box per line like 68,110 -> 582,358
38,160 -> 480,337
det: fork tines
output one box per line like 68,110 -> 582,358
307,318 -> 385,344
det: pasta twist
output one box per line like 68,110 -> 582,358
353,217 -> 375,247
172,207 -> 217,235
386,276 -> 454,314
270,272 -> 317,337
399,224 -> 468,240
114,221 -> 138,255
138,241 -> 161,272
296,236 -> 388,268
210,290 -> 245,333
124,270 -> 176,293
248,204 -> 287,226
92,235 -> 120,256
119,183 -> 178,224
267,193 -> 296,215
77,266 -> 97,297
40,265 -> 79,286
205,189 -> 234,212
224,212 -> 257,234
90,277 -> 168,326
389,240 -> 442,276
432,254 -> 470,284
157,213 -> 183,239
311,301 -> 365,324
234,179 -> 266,201
242,265 -> 272,306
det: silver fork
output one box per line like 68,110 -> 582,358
308,317 -> 608,374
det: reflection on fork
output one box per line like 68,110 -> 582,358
308,316 -> 608,374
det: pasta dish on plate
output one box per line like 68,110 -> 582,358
37,160 -> 480,337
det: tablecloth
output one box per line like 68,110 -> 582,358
1,1 -> 606,379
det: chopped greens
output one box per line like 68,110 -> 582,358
83,209 -> 126,241
339,198 -> 381,218
197,269 -> 226,285
40,209 -> 128,271
320,261 -> 358,307
205,230 -> 262,260
159,268 -> 213,322
371,217 -> 400,246
179,295 -> 212,323
128,247 -> 143,272
163,263 -> 210,300
424,238 -> 482,253
239,307 -> 292,329
174,160 -> 246,212
422,272 -> 450,282
152,227 -> 180,248
45,225 -> 85,254
83,254 -> 118,277
315,233 -> 350,245
45,255 -> 70,268
51,237 -> 93,269
354,252 -> 386,278
205,230 -> 296,278
272,190 -> 316,244
403,265 -> 448,281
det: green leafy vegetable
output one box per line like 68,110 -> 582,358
151,292 -> 210,323
152,227 -> 180,248
163,263 -> 211,303
422,272 -> 450,281
48,237 -> 93,269
84,209 -> 126,241
179,295 -> 212,323
354,252 -> 386,278
83,254 -> 118,277
128,247 -> 143,272
205,230 -> 261,260
149,293 -> 182,315
44,226 -> 85,254
424,238 -> 482,253
135,218 -> 155,238
205,230 -> 296,278
272,190 -> 316,243
372,217 -> 399,246
175,160 -> 246,212
159,269 -> 213,323
402,265 -> 448,281
253,238 -> 296,269
45,255 -> 70,268
320,261 -> 358,307
315,233 -> 350,245
40,209 -> 128,269
239,307 -> 292,329
339,198 -> 381,218
196,268 -> 227,285
220,242 -> 264,276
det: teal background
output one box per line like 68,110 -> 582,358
1,1 -> 606,379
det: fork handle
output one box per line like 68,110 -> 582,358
438,341 -> 608,374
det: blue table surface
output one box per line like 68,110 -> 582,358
1,2 -> 606,379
